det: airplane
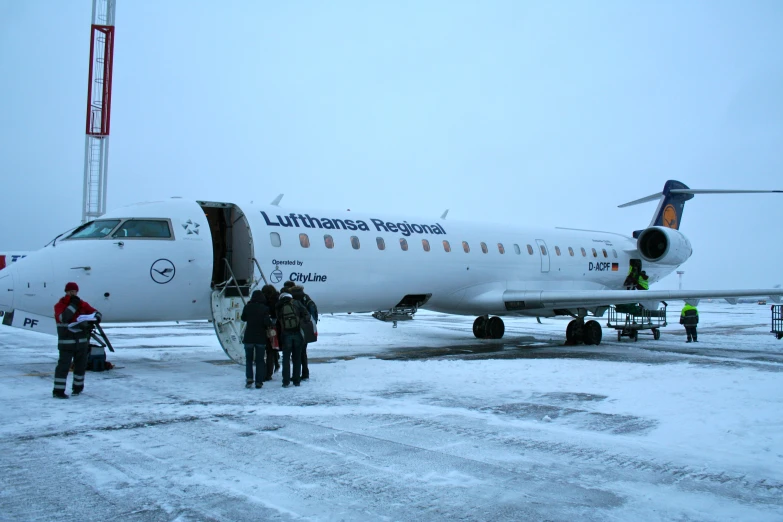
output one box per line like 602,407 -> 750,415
1,180 -> 781,364
0,252 -> 29,271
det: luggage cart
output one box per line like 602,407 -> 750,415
772,305 -> 783,340
607,303 -> 667,342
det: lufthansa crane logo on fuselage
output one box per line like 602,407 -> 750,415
150,259 -> 176,284
270,267 -> 283,284
662,204 -> 678,229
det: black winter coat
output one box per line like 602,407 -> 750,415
241,298 -> 273,344
265,294 -> 279,321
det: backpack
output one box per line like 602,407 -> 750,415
281,300 -> 300,330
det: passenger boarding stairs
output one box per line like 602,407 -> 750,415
210,259 -> 268,364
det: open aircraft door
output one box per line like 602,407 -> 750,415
201,201 -> 268,364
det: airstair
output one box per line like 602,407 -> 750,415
211,258 -> 268,364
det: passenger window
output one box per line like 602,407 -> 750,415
324,235 -> 334,249
580,247 -> 586,257
68,219 -> 121,239
400,238 -> 408,251
568,247 -> 574,256
555,246 -> 561,256
592,248 -> 598,258
299,233 -> 310,248
540,245 -> 547,256
270,232 -> 281,247
351,236 -> 360,249
602,249 -> 608,258
112,220 -> 172,239
480,242 -> 488,254
612,249 -> 618,258
422,239 -> 431,252
462,241 -> 470,253
443,240 -> 451,252
376,237 -> 386,250
527,244 -> 534,255
497,243 -> 505,254
513,244 -> 521,255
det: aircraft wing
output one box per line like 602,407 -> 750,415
503,288 -> 783,310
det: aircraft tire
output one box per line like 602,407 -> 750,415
566,320 -> 581,344
584,320 -> 602,345
487,316 -> 505,339
473,316 -> 488,339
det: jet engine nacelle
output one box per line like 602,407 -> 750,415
636,226 -> 692,266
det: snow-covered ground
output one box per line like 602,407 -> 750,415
1,301 -> 782,521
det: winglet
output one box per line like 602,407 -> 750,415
270,194 -> 284,206
441,209 -> 449,220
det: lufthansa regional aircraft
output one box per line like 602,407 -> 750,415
1,180 -> 781,364
0,252 -> 28,271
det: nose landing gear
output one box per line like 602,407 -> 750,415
473,315 -> 505,339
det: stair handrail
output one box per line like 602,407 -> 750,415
250,257 -> 269,287
218,258 -> 248,306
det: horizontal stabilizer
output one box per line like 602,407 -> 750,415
620,187 -> 782,208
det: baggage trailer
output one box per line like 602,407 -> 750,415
607,303 -> 667,342
772,305 -> 783,340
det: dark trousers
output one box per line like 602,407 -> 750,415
685,326 -> 698,342
244,344 -> 265,382
301,342 -> 309,379
264,339 -> 277,380
54,343 -> 88,392
281,333 -> 304,385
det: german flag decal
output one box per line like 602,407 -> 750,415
611,263 -> 619,271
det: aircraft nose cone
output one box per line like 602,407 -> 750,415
0,269 -> 13,313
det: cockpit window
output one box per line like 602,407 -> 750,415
67,219 -> 121,239
112,220 -> 172,239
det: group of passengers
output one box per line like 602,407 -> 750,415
241,281 -> 318,388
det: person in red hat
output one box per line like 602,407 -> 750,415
52,282 -> 102,399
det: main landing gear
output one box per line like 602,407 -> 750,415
565,318 -> 603,345
473,315 -> 505,339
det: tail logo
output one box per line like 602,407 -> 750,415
662,204 -> 678,229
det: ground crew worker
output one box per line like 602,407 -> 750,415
636,270 -> 650,290
680,302 -> 699,342
625,260 -> 641,289
53,282 -> 102,398
275,291 -> 312,387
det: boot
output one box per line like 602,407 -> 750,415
72,386 -> 84,396
52,390 -> 69,399
246,380 -> 254,389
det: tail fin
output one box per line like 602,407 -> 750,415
619,180 -> 694,230
649,180 -> 694,229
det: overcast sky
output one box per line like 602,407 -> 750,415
1,1 -> 781,290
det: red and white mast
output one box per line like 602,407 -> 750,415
82,0 -> 116,223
